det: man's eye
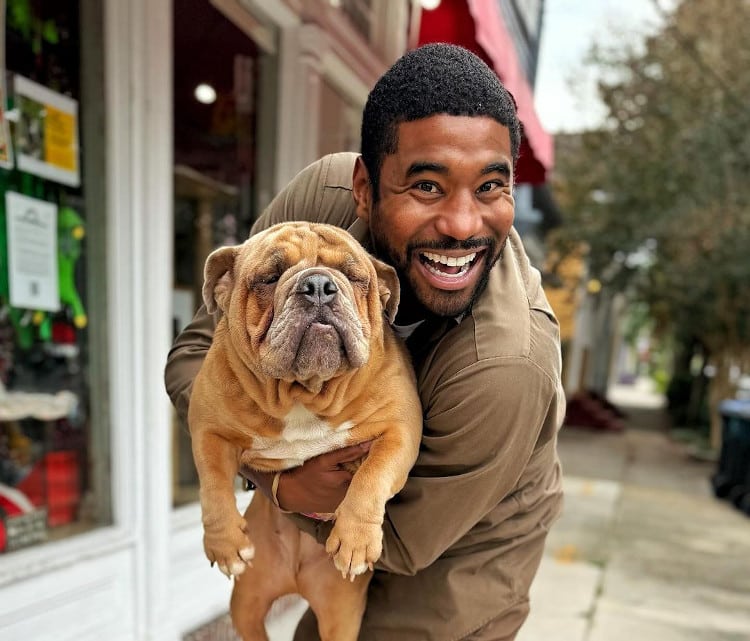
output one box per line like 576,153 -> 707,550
414,181 -> 439,194
477,181 -> 502,193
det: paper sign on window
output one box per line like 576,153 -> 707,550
5,191 -> 60,312
14,75 -> 80,187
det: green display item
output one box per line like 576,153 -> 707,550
8,0 -> 60,55
57,206 -> 87,329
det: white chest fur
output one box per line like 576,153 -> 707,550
252,404 -> 354,468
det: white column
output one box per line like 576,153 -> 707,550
106,0 -> 175,638
275,24 -> 328,191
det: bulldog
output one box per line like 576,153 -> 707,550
188,221 -> 422,641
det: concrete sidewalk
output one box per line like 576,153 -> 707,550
519,381 -> 750,641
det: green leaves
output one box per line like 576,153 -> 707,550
552,0 -> 750,354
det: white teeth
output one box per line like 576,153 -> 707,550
421,251 -> 477,267
424,262 -> 470,278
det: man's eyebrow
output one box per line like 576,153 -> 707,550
405,161 -> 512,179
481,162 -> 512,178
405,161 -> 448,178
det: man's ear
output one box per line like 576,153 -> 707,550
202,245 -> 238,314
352,156 -> 374,224
370,256 -> 400,324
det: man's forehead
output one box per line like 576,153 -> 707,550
388,115 -> 513,165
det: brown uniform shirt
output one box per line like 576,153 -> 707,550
165,152 -> 565,641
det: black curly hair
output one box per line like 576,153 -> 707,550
361,43 -> 521,199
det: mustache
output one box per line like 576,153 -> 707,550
407,238 -> 494,253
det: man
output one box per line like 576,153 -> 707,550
165,43 -> 564,640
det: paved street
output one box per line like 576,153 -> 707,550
519,381 -> 750,641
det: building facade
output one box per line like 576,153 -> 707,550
0,2 -> 554,639
0,2 -> 408,639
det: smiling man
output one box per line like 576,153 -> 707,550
165,44 -> 565,641
355,113 -> 514,321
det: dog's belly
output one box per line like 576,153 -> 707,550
249,403 -> 354,469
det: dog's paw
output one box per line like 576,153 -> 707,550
203,521 -> 256,578
325,516 -> 382,581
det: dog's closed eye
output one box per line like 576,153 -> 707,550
252,272 -> 281,287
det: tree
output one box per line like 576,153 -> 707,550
551,0 -> 750,447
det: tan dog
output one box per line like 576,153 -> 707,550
189,222 -> 422,641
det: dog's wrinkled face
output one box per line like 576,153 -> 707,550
203,222 -> 400,383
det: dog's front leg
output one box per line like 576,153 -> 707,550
325,427 -> 418,580
192,429 -> 255,577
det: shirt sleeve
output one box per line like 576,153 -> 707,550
382,357 -> 562,575
309,356 -> 563,575
163,153 -> 358,426
250,152 -> 358,235
164,304 -> 217,429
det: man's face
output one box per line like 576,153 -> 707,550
353,114 -> 515,320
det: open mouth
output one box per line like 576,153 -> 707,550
418,249 -> 484,279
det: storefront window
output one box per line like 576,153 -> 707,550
172,0 -> 275,506
0,0 -> 110,554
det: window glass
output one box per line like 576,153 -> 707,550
0,0 -> 110,554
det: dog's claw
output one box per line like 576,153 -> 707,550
239,546 -> 255,563
230,561 -> 247,576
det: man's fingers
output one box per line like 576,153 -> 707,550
323,469 -> 353,487
315,441 -> 372,465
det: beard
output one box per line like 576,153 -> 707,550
369,222 -> 505,319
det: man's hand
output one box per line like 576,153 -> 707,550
240,442 -> 372,514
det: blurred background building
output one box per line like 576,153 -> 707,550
0,1 -> 559,639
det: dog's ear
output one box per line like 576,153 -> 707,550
370,256 -> 400,324
202,245 -> 238,314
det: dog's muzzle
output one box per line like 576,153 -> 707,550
258,267 -> 369,382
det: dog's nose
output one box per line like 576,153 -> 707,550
297,273 -> 338,305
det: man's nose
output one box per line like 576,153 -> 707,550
434,192 -> 484,240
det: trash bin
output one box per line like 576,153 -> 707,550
712,399 -> 750,515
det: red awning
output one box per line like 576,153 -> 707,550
417,0 -> 553,184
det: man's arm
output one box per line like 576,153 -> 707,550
165,304 -> 217,428
379,359 -> 564,574
298,356 -> 564,574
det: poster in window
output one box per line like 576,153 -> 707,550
5,191 -> 60,312
13,75 -> 80,187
